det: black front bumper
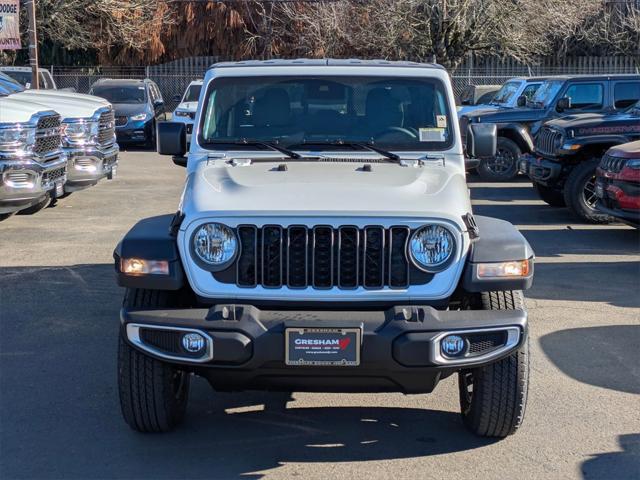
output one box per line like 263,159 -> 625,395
520,154 -> 562,186
121,304 -> 527,394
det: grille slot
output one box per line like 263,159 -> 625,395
600,153 -> 626,173
230,225 -> 427,290
535,127 -> 562,156
98,110 -> 115,146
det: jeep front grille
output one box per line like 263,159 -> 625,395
535,127 -> 562,157
226,225 -> 426,290
34,115 -> 61,156
599,153 -> 626,173
98,110 -> 116,146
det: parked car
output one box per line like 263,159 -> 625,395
462,74 -> 640,181
115,59 -> 535,438
457,77 -> 545,117
171,80 -> 202,143
0,72 -> 119,194
0,94 -> 66,220
456,84 -> 500,112
0,66 -> 57,90
90,78 -> 166,148
595,140 -> 640,227
520,100 -> 640,222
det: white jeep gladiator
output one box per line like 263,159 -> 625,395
0,93 -> 66,219
114,59 -> 534,438
0,73 -> 119,193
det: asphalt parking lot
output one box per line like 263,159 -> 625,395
1,151 -> 639,480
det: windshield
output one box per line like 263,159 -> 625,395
531,80 -> 564,108
0,72 -> 25,93
199,75 -> 453,151
490,81 -> 520,105
626,100 -> 640,116
90,85 -> 146,104
183,84 -> 202,103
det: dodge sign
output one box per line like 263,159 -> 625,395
0,1 -> 20,50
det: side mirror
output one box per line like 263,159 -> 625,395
172,94 -> 181,103
466,123 -> 497,159
157,121 -> 186,159
516,95 -> 527,107
556,97 -> 571,112
153,99 -> 164,108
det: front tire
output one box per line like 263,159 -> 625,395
459,291 -> 529,438
118,288 -> 190,432
477,137 -> 521,182
532,181 -> 566,207
563,159 -> 612,223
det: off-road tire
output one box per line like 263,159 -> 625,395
118,288 -> 190,433
16,194 -> 51,215
563,159 -> 612,224
477,137 -> 521,182
532,181 -> 565,207
459,290 -> 529,438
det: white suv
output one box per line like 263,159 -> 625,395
171,80 -> 202,143
115,59 -> 534,438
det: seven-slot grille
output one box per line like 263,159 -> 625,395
34,115 -> 61,156
115,116 -> 128,127
233,225 -> 416,289
535,127 -> 562,156
98,110 -> 116,146
599,153 -> 627,173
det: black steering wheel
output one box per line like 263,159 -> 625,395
374,126 -> 418,141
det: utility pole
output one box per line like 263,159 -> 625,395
26,0 -> 39,89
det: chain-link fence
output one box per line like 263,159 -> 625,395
46,56 -> 640,111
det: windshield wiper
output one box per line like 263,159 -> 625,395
203,139 -> 302,159
292,140 -> 400,162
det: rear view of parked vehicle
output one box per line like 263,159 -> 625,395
463,74 -> 640,181
0,96 -> 66,220
90,79 -> 166,149
522,99 -> 640,222
171,80 -> 202,143
596,141 -> 640,227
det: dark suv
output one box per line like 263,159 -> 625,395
521,100 -> 640,222
90,79 -> 166,148
462,75 -> 640,181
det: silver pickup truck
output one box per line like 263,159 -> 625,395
115,59 -> 534,438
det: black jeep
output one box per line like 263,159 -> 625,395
462,75 -> 640,181
520,100 -> 640,222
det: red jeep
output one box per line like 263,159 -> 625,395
596,140 -> 640,228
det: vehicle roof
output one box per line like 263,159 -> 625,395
0,66 -> 49,73
210,58 -> 446,70
538,74 -> 640,81
503,77 -> 548,82
91,78 -> 152,86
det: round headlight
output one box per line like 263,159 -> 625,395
193,223 -> 238,268
409,225 -> 455,271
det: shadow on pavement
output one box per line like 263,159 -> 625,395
580,434 -> 640,480
0,264 -> 495,479
539,325 -> 640,394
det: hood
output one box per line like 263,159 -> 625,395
468,107 -> 547,124
176,101 -> 198,112
19,90 -> 109,107
607,140 -> 640,159
113,103 -> 150,117
12,92 -> 101,119
545,111 -> 640,137
0,96 -> 55,123
181,159 -> 471,225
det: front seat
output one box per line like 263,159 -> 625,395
252,88 -> 292,137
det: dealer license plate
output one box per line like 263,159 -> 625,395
285,328 -> 361,366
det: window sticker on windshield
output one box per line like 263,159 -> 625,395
436,115 -> 447,128
419,128 -> 446,142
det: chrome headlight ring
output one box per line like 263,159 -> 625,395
408,224 -> 457,273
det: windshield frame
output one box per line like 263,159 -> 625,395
196,74 -> 455,153
530,80 -> 564,109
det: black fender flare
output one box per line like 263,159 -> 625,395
462,215 -> 535,292
496,123 -> 535,154
113,214 -> 185,290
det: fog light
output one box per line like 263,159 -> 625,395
477,259 -> 531,278
120,258 -> 169,275
441,335 -> 466,357
182,333 -> 205,353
